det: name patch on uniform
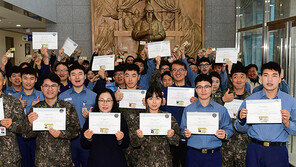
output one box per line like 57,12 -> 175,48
0,127 -> 6,136
64,98 -> 72,101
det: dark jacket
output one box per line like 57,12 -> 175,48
81,114 -> 130,167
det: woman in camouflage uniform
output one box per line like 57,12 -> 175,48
129,86 -> 180,167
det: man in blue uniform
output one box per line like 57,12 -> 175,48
181,74 -> 233,167
59,64 -> 96,167
235,62 -> 296,167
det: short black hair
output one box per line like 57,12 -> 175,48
114,64 -> 126,73
134,58 -> 145,65
40,73 -> 61,86
261,62 -> 281,75
161,71 -> 172,81
171,60 -> 187,70
246,64 -> 258,71
124,63 -> 140,74
198,57 -> 211,66
68,64 -> 86,74
212,62 -> 223,68
210,71 -> 221,82
19,62 -> 31,69
160,61 -> 171,70
8,66 -> 21,78
230,64 -> 247,77
145,86 -> 163,102
83,60 -> 90,65
194,74 -> 212,86
125,56 -> 135,63
54,62 -> 68,72
21,67 -> 38,78
189,63 -> 198,67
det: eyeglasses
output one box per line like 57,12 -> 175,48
114,73 -> 124,77
56,69 -> 68,73
172,69 -> 186,72
196,85 -> 211,90
42,84 -> 59,89
98,99 -> 113,104
161,67 -> 170,71
199,64 -> 210,68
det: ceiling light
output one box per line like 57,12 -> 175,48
16,24 -> 21,27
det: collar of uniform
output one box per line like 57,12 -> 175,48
172,83 -> 190,88
43,99 -> 61,108
260,88 -> 281,99
196,98 -> 214,108
20,88 -> 37,97
69,86 -> 87,95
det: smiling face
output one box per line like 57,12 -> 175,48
22,74 -> 37,91
161,74 -> 173,88
86,71 -> 95,81
248,67 -> 258,80
231,72 -> 247,90
41,79 -> 60,100
9,73 -> 21,86
171,64 -> 187,82
211,76 -> 220,93
69,69 -> 86,88
55,64 -> 69,82
98,92 -> 113,113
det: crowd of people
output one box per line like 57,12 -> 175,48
0,42 -> 295,167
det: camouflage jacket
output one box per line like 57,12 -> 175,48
0,93 -> 25,166
23,99 -> 80,167
129,110 -> 181,167
212,91 -> 224,105
120,108 -> 144,167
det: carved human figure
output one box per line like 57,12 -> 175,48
132,3 -> 166,41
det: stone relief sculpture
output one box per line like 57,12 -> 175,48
131,3 -> 166,41
91,0 -> 204,57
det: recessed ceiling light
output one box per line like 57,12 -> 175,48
16,24 -> 21,27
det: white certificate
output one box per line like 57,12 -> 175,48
167,87 -> 195,107
32,32 -> 58,49
224,99 -> 243,119
148,41 -> 171,58
0,98 -> 4,120
215,48 -> 239,63
246,99 -> 282,124
140,113 -> 171,135
119,89 -> 146,109
187,112 -> 219,134
62,37 -> 78,56
89,112 -> 121,134
92,55 -> 115,71
33,108 -> 66,131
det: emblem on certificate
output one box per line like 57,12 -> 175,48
129,103 -> 136,108
198,128 -> 207,133
44,124 -> 54,130
0,127 -> 6,136
41,44 -> 49,48
259,116 -> 269,123
151,129 -> 160,135
176,101 -> 184,106
100,128 -> 109,134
